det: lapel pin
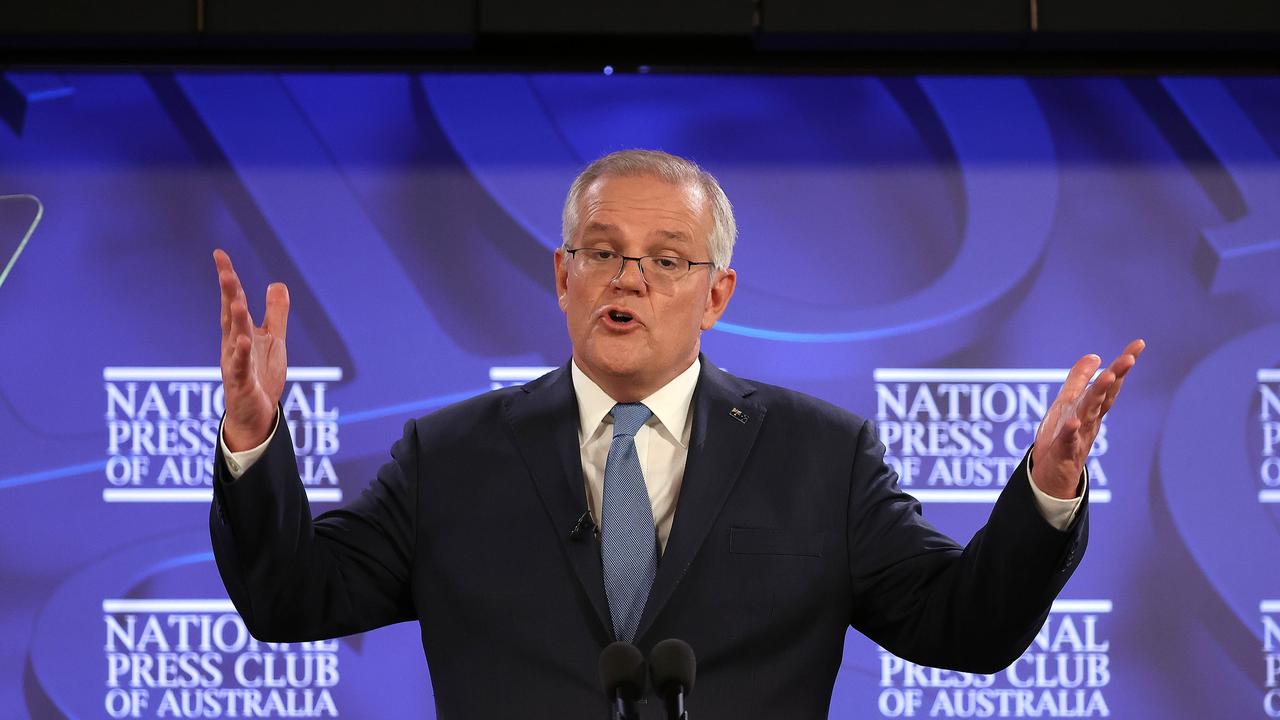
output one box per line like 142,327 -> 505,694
729,407 -> 749,424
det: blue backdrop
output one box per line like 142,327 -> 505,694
2,71 -> 1279,719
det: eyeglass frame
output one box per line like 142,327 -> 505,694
563,247 -> 717,289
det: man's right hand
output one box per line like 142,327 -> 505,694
215,249 -> 290,452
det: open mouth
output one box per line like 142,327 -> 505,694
600,307 -> 641,330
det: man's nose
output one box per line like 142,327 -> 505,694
611,257 -> 647,292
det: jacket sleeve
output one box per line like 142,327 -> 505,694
210,413 -> 419,642
846,418 -> 1088,673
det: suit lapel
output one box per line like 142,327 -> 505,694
636,359 -> 765,642
503,363 -> 612,637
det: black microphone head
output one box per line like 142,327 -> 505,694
648,638 -> 696,697
599,641 -> 647,700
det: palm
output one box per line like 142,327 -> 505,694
1031,339 -> 1145,498
214,249 -> 290,451
245,323 -> 287,411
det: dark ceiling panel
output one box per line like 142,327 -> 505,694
7,0 -> 198,35
1036,0 -> 1280,33
480,0 -> 754,35
759,0 -> 1030,35
204,0 -> 474,38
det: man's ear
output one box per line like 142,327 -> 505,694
554,248 -> 569,312
700,268 -> 736,331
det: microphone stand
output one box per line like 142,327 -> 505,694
662,684 -> 688,720
612,694 -> 639,720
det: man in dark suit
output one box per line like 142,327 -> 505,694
210,149 -> 1143,718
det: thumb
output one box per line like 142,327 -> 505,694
263,282 -> 290,341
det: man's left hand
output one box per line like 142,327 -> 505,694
1032,338 -> 1146,499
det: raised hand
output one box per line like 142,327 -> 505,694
1031,338 -> 1146,499
214,249 -> 290,452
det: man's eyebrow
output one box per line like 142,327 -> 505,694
582,222 -> 618,234
651,230 -> 691,243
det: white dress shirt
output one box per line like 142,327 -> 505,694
221,361 -> 1083,536
570,357 -> 700,554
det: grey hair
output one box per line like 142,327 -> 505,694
560,149 -> 737,270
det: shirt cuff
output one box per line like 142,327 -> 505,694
219,411 -> 280,479
1026,446 -> 1086,531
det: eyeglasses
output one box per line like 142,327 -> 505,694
564,248 -> 715,295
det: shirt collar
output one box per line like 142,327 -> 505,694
570,357 -> 701,449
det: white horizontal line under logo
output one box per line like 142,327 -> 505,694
489,367 -> 557,383
909,489 -> 1111,504
103,367 -> 343,382
875,369 -> 1075,383
103,598 -> 236,613
102,488 -> 342,503
1050,600 -> 1111,613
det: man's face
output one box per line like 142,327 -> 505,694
554,174 -> 736,401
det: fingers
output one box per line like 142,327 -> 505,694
215,249 -> 231,338
1078,369 -> 1115,424
213,248 -> 233,276
1041,339 -> 1146,469
226,297 -> 255,368
1097,358 -> 1132,416
1048,353 -> 1101,437
1122,337 -> 1147,360
1106,338 -> 1144,383
215,247 -> 290,344
1060,353 -> 1103,407
263,282 -> 290,342
1075,337 -> 1147,426
1100,338 -> 1145,415
215,249 -> 249,342
1101,374 -> 1125,417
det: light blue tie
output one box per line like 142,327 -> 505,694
601,402 -> 656,644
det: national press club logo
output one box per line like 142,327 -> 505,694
103,598 -> 340,718
1260,365 -> 1280,717
1265,600 -> 1280,717
102,367 -> 344,504
1258,369 -> 1280,505
28,532 -> 353,719
872,369 -> 1111,504
876,600 -> 1113,718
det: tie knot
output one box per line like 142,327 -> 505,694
610,403 -> 652,438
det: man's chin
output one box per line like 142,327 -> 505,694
575,347 -> 650,382
585,357 -> 645,380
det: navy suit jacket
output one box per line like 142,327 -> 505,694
210,358 -> 1087,719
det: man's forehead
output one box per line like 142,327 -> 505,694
578,175 -> 710,237
582,221 -> 692,244
583,174 -> 706,211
